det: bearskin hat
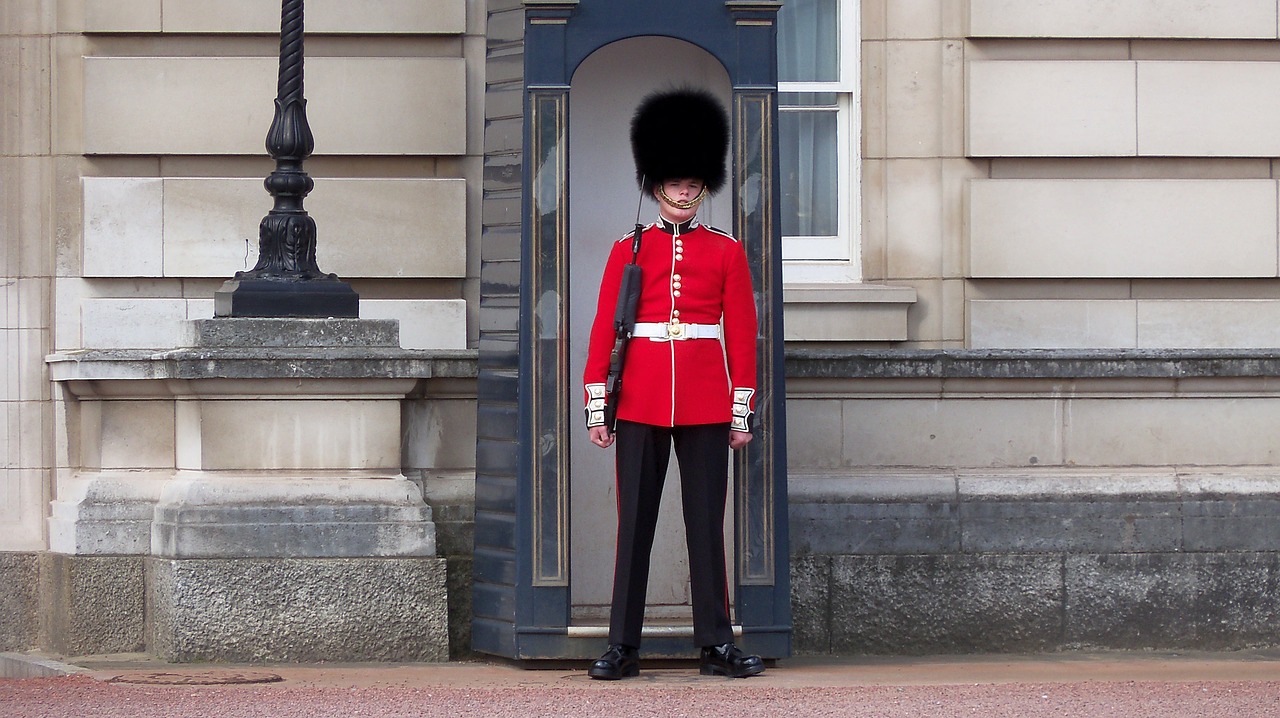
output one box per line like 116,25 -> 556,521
630,88 -> 730,195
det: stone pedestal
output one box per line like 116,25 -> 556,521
46,318 -> 453,661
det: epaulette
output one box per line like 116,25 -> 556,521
616,223 -> 654,243
703,224 -> 737,241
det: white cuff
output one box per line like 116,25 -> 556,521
585,383 -> 607,428
730,388 -> 755,433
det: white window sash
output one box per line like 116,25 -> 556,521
778,0 -> 861,282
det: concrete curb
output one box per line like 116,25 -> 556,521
0,652 -> 91,679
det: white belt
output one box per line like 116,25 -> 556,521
632,321 -> 720,341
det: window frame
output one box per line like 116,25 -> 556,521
777,0 -> 862,284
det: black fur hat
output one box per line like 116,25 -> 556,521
630,88 -> 730,195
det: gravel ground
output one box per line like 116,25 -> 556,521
3,675 -> 1280,718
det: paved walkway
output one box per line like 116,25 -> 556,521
3,651 -> 1280,717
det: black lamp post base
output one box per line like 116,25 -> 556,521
215,277 -> 359,319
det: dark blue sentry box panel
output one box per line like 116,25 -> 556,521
474,0 -> 790,661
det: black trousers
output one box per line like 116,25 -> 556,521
608,420 -> 734,649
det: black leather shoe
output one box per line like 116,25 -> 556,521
699,642 -> 765,678
588,644 -> 640,680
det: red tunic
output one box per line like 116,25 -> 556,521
584,217 -> 757,429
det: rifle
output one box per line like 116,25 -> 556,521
603,223 -> 644,431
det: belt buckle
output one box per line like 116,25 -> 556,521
666,321 -> 686,340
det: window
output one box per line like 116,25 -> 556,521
777,0 -> 860,281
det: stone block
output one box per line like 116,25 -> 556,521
0,469 -> 47,552
190,318 -> 399,349
151,475 -> 435,559
782,400 -> 844,470
842,398 -> 1063,468
0,36 -> 50,156
403,396 -> 479,471
7,278 -> 49,333
886,42 -> 944,157
17,330 -> 49,403
48,470 -> 169,555
968,179 -> 1277,278
1138,300 -> 1280,348
789,555 -> 832,655
959,500 -> 1182,553
414,471 -> 474,559
970,300 -> 1137,349
98,400 -> 175,469
778,284 -> 921,343
791,501 -> 959,554
968,0 -> 1277,39
1065,397 -> 1280,466
885,0 -> 942,39
0,335 -> 13,405
156,177 -> 467,279
1182,499 -> 1280,552
1,156 -> 53,278
80,298 -> 191,349
446,556 -> 473,659
1064,553 -> 1280,649
361,300 -> 467,351
967,61 -> 1137,157
148,556 -> 449,662
885,159 -> 943,278
83,57 -> 465,156
0,553 -> 37,651
38,553 -> 145,656
1139,62 -> 1280,156
156,0 -> 466,34
74,0 -> 162,32
828,554 -> 1063,654
188,399 -> 401,471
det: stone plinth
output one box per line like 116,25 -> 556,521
44,318 -> 472,661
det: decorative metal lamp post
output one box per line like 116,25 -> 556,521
215,0 -> 358,318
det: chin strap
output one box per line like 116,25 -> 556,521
657,184 -> 707,211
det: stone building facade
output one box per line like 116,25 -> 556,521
6,0 -> 1280,662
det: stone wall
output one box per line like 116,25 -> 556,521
785,349 -> 1280,654
790,478 -> 1280,654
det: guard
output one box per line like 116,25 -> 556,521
582,88 -> 763,680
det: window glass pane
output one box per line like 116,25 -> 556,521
779,107 -> 838,237
778,0 -> 840,83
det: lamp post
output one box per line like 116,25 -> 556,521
214,0 -> 359,318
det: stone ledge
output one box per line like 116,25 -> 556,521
783,283 -> 916,343
57,347 -> 1280,383
0,653 -> 88,679
786,348 -> 1280,380
47,348 -> 479,382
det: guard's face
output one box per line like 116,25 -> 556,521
655,178 -> 705,223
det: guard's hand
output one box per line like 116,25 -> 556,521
729,430 -> 753,449
589,425 -> 615,449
